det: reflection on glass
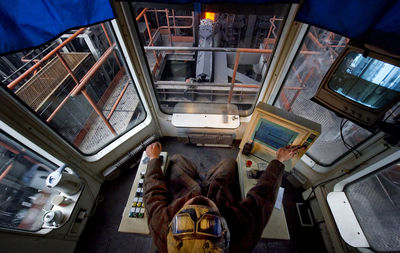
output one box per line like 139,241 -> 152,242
0,22 -> 146,154
0,132 -> 57,231
329,52 -> 400,109
345,162 -> 400,252
274,26 -> 371,165
134,6 -> 289,115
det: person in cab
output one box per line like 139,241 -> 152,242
144,142 -> 302,253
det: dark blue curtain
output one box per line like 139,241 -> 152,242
296,0 -> 400,55
1,0 -> 399,55
0,0 -> 114,55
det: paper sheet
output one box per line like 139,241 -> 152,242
274,187 -> 284,209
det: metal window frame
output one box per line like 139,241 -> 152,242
327,150 -> 400,249
270,25 -> 375,167
125,2 -> 294,117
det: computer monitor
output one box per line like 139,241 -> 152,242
239,102 -> 321,168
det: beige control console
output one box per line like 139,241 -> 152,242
118,151 -> 168,234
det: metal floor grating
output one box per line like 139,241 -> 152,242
78,75 -> 140,153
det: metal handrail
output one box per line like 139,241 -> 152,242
7,28 -> 86,90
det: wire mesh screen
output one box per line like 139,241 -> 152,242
344,161 -> 400,252
15,53 -> 90,111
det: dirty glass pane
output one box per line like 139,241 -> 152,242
0,22 -> 146,154
329,52 -> 400,109
345,161 -> 400,252
274,26 -> 372,165
0,131 -> 57,231
132,5 -> 289,115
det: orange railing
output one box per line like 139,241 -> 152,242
136,8 -> 195,75
7,24 -> 125,137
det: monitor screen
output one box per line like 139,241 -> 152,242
252,118 -> 299,151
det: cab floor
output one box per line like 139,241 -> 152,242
75,137 -> 326,253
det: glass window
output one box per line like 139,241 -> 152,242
274,26 -> 372,165
0,131 -> 57,231
345,161 -> 400,252
132,5 -> 290,115
328,52 -> 400,109
1,22 -> 146,154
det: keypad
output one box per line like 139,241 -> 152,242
129,197 -> 145,219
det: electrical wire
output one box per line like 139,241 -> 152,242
85,195 -> 104,217
340,118 -> 362,158
305,173 -> 347,201
305,143 -> 391,202
383,102 -> 400,122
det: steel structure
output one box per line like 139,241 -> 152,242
5,26 -> 125,143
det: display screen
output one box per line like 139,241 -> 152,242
253,118 -> 299,151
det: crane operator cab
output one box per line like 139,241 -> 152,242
1,1 -> 400,253
119,101 -> 321,241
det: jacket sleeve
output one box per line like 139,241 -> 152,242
225,159 -> 285,253
143,158 -> 171,253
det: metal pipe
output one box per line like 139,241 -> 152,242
308,31 -> 325,49
143,13 -> 153,44
101,23 -> 122,68
81,89 -> 117,136
228,51 -> 241,104
145,9 -> 168,13
143,13 -> 158,61
165,9 -> 172,46
172,15 -> 193,19
155,80 -> 259,88
71,43 -> 116,96
56,52 -> 80,84
144,46 -> 272,53
192,12 -> 195,38
144,46 -> 320,55
156,91 -> 255,96
172,9 -> 177,36
46,53 -> 82,122
159,25 -> 193,29
155,10 -> 160,28
3,42 -> 58,83
136,8 -> 148,21
0,141 -> 39,165
0,163 -> 13,182
107,80 -> 130,120
7,28 -> 86,90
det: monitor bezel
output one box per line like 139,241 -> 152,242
312,43 -> 400,128
241,105 -> 314,157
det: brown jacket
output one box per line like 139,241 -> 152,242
144,155 -> 284,253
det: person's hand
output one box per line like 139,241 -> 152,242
146,142 -> 162,160
276,145 -> 305,163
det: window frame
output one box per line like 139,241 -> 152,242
270,25 -> 376,167
0,20 -> 152,157
130,2 -> 292,117
0,121 -> 60,233
327,150 -> 400,250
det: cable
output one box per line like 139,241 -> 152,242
305,173 -> 347,201
305,143 -> 391,202
85,195 -> 104,217
383,103 -> 400,122
340,118 -> 362,158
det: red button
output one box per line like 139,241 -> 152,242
246,160 -> 252,167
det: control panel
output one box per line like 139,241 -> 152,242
119,151 -> 168,234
